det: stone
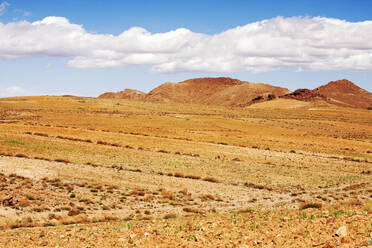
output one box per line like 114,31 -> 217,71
336,226 -> 347,237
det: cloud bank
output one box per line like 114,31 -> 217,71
0,16 -> 372,73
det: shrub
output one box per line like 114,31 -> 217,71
345,198 -> 362,206
68,209 -> 80,216
32,207 -> 43,212
162,190 -> 175,200
174,172 -> 184,178
244,182 -> 273,191
203,177 -> 220,183
238,208 -> 253,214
34,133 -> 48,137
26,195 -> 35,201
200,194 -> 215,201
130,188 -> 146,196
183,207 -> 205,214
185,175 -> 201,180
163,213 -> 177,219
232,157 -> 242,162
54,158 -> 71,164
15,154 -> 29,158
299,202 -> 322,210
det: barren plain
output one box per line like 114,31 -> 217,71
0,96 -> 371,247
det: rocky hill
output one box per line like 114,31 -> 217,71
98,78 -> 372,109
281,79 -> 372,109
99,77 -> 290,107
98,89 -> 146,100
313,79 -> 372,109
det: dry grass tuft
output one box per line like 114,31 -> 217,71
203,177 -> 220,183
345,198 -> 362,206
299,202 -> 322,210
54,158 -> 71,164
200,194 -> 215,201
15,154 -> 29,158
185,175 -> 201,180
174,172 -> 185,178
183,207 -> 205,214
163,213 -> 177,219
244,182 -> 273,191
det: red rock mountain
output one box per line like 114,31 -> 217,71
281,89 -> 326,101
313,79 -> 372,109
99,89 -> 146,100
281,79 -> 372,109
99,77 -> 289,107
98,78 -> 372,109
146,77 -> 289,106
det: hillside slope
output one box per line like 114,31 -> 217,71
314,79 -> 372,108
98,89 -> 146,100
98,78 -> 372,109
100,77 -> 290,106
280,79 -> 372,109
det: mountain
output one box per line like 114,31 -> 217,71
99,77 -> 290,107
280,89 -> 327,102
313,79 -> 372,109
98,78 -> 372,109
98,89 -> 146,100
280,79 -> 372,109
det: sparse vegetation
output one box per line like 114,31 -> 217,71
299,202 -> 322,210
0,95 -> 370,246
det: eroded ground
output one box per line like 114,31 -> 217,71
0,96 -> 371,247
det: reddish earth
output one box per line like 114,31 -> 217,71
99,89 -> 146,100
281,79 -> 372,109
314,79 -> 372,109
98,78 -> 372,109
99,77 -> 289,107
281,89 -> 327,101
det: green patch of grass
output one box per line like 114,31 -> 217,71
1,138 -> 26,146
330,210 -> 343,218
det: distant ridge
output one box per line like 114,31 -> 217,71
99,77 -> 290,107
99,89 -> 146,100
98,78 -> 372,109
281,79 -> 372,109
314,79 -> 372,109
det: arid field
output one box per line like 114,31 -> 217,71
0,96 -> 371,247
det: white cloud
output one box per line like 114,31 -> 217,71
0,1 -> 9,16
0,16 -> 372,73
0,86 -> 25,97
14,9 -> 32,17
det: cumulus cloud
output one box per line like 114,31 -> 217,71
0,86 -> 25,97
0,1 -> 9,16
0,16 -> 372,73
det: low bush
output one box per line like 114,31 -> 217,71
299,202 -> 322,210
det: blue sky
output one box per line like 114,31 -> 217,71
0,0 -> 372,97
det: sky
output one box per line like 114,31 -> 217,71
0,0 -> 372,97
